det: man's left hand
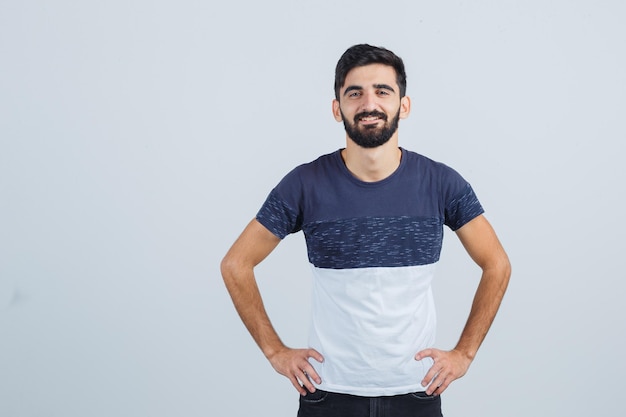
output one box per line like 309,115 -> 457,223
414,348 -> 472,395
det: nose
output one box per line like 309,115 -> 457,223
359,91 -> 378,112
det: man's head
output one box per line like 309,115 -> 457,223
333,44 -> 410,149
334,44 -> 407,101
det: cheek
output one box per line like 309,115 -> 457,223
340,105 -> 360,121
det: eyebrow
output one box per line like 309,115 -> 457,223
342,84 -> 396,97
343,85 -> 362,97
373,84 -> 395,93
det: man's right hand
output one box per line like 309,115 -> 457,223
268,347 -> 324,396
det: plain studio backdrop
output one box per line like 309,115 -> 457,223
1,1 -> 624,416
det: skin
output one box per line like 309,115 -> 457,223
415,215 -> 510,395
221,63 -> 511,397
221,219 -> 320,396
332,64 -> 411,182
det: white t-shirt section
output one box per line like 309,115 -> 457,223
308,263 -> 437,396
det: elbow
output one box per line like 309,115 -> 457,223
496,253 -> 512,289
502,252 -> 512,279
220,251 -> 252,288
220,252 -> 238,285
505,257 -> 512,279
483,251 -> 511,288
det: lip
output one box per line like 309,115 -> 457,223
358,116 -> 382,126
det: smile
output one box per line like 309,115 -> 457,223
355,111 -> 387,125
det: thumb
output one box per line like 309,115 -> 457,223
415,348 -> 434,361
308,349 -> 325,363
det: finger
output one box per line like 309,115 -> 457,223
431,373 -> 453,396
425,371 -> 445,395
296,368 -> 317,394
429,365 -> 454,394
301,363 -> 322,385
307,349 -> 325,364
300,350 -> 323,384
421,363 -> 441,388
423,375 -> 437,395
415,348 -> 432,361
425,373 -> 442,395
289,374 -> 307,396
433,379 -> 450,396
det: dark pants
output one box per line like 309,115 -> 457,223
297,389 -> 443,417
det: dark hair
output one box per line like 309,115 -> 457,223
334,44 -> 407,100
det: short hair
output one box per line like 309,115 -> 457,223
334,44 -> 407,100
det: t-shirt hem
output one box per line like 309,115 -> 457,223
255,215 -> 287,239
315,382 -> 427,397
449,208 -> 485,231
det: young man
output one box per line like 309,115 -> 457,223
221,44 -> 511,417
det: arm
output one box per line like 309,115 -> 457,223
415,215 -> 511,395
221,219 -> 323,395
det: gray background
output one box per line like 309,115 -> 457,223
1,1 -> 624,416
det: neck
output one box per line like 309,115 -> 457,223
341,135 -> 402,182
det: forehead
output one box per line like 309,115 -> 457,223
342,64 -> 398,90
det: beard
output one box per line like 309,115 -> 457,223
342,108 -> 401,148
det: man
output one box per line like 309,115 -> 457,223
221,44 -> 510,417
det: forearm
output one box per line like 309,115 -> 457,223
220,219 -> 287,359
454,262 -> 510,360
222,264 -> 286,359
221,220 -> 324,395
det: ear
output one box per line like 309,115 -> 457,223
332,99 -> 343,122
399,95 -> 411,119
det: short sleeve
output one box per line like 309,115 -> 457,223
444,183 -> 484,231
255,167 -> 305,239
256,188 -> 302,239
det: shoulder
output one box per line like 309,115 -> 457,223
401,148 -> 464,180
271,149 -> 341,193
295,149 -> 340,173
281,150 -> 341,182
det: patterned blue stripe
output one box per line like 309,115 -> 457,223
256,189 -> 302,239
303,216 -> 443,269
444,184 -> 484,231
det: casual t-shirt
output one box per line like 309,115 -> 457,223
256,147 -> 484,396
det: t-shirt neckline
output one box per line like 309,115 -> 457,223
334,147 -> 407,187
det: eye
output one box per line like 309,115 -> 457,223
348,91 -> 362,98
377,90 -> 390,96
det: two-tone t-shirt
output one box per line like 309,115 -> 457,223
256,147 -> 483,396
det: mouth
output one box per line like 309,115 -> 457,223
356,112 -> 387,126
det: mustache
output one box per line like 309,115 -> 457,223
353,110 -> 388,123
